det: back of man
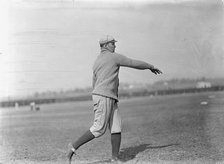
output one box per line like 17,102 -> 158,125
92,49 -> 121,101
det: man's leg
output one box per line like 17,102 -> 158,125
72,130 -> 95,150
67,130 -> 95,163
67,95 -> 111,163
111,132 -> 121,160
109,102 -> 122,161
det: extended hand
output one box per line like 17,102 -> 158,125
150,67 -> 162,75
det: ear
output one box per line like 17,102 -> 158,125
103,43 -> 108,48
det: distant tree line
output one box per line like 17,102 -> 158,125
1,85 -> 224,108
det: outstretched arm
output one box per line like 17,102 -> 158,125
117,54 -> 162,75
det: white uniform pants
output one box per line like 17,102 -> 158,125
90,95 -> 122,138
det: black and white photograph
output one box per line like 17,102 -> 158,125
0,0 -> 224,163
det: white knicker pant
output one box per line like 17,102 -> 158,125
90,95 -> 122,138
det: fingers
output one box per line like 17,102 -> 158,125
152,68 -> 162,75
157,69 -> 163,74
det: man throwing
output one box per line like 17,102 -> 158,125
67,35 -> 162,163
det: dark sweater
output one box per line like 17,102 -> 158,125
92,48 -> 153,101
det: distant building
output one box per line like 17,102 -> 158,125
196,81 -> 211,88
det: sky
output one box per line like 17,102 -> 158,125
0,0 -> 224,99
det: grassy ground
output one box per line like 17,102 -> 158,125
1,91 -> 224,164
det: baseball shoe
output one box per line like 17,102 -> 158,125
67,143 -> 76,164
110,156 -> 123,163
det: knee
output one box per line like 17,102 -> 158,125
90,127 -> 107,138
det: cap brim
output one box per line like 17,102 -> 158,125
99,39 -> 117,45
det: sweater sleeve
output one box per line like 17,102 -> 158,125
116,53 -> 154,70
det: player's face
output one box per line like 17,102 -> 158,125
106,42 -> 116,52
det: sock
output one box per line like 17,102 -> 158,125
111,133 -> 121,158
72,130 -> 95,150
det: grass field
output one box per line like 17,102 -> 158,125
1,91 -> 224,164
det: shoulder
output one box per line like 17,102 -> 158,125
102,52 -> 123,61
112,52 -> 127,60
112,53 -> 130,63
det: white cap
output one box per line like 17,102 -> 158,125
99,35 -> 117,45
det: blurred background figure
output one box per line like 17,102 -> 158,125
30,102 -> 36,111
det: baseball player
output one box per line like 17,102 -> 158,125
67,35 -> 162,163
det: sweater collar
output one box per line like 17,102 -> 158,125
101,47 -> 113,53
